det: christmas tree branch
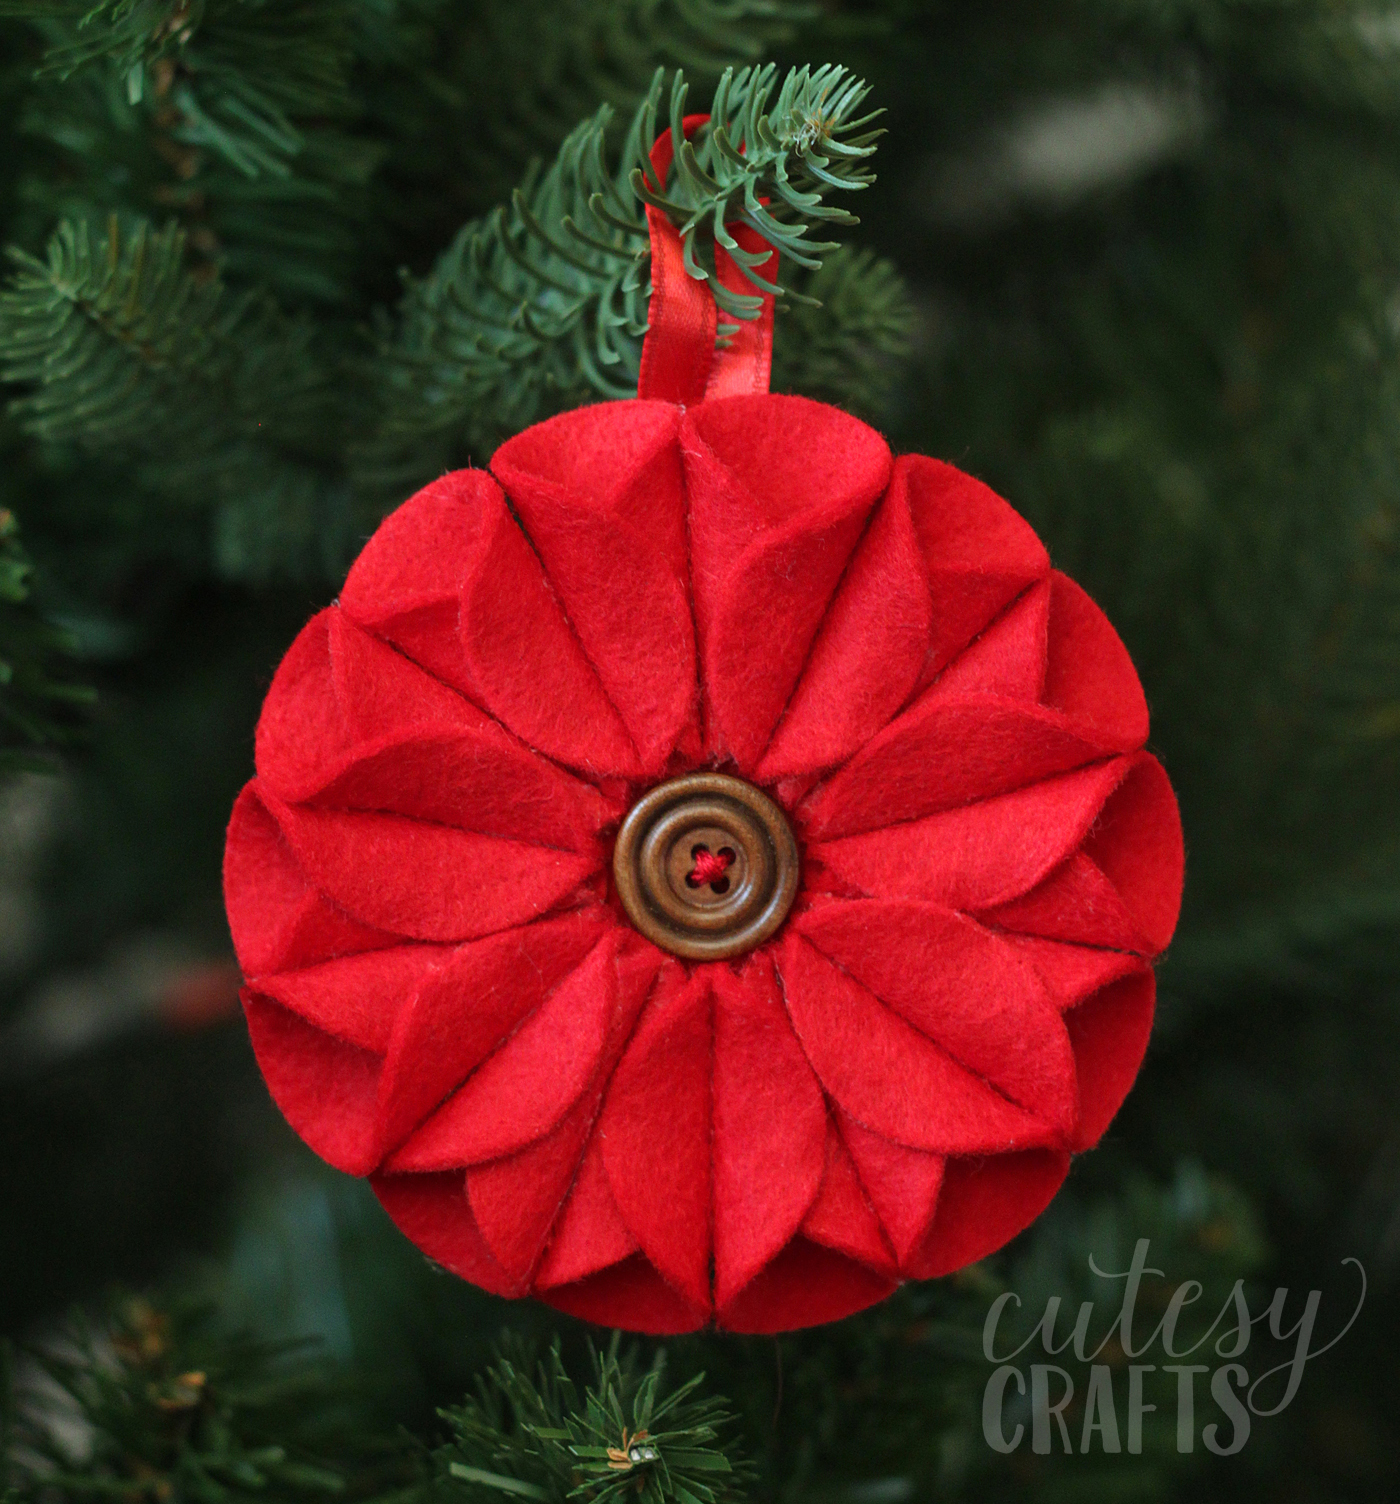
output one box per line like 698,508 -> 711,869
433,1338 -> 748,1504
2,2 -> 358,178
0,503 -> 92,771
356,63 -> 894,496
3,1295 -> 370,1503
411,0 -> 813,207
7,1 -> 374,308
769,246 -> 914,420
0,216 -> 352,579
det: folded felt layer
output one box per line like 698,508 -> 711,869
491,402 -> 699,772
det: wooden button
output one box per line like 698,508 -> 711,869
612,773 -> 800,960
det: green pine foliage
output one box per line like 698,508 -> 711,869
358,63 -> 884,497
434,1341 -> 746,1504
2,1296 -> 369,1503
0,503 -> 91,768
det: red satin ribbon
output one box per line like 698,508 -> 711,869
637,115 -> 776,405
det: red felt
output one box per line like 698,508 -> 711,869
717,1238 -> 897,1334
228,387 -> 1185,1334
799,1122 -> 896,1276
758,471 -> 932,779
244,992 -> 385,1174
253,943 -> 454,1053
304,732 -> 611,852
224,785 -> 401,977
901,456 -> 1049,692
796,901 -> 1076,1136
375,911 -> 605,1151
329,607 -> 500,744
340,468 -> 641,776
929,578 -> 1049,702
256,609 -> 499,803
370,1170 -> 518,1296
254,786 -> 599,944
908,1149 -> 1071,1279
812,759 -> 1129,910
1009,937 -> 1146,1012
338,469 -> 497,686
256,612 -> 613,845
800,697 -> 1132,841
534,1136 -> 638,1289
384,931 -> 624,1170
711,955 -> 827,1308
978,753 -> 1183,955
1043,572 -> 1149,748
1065,970 -> 1156,1151
776,931 -> 1058,1155
837,1112 -> 946,1265
491,403 -> 698,771
681,396 -> 892,767
541,1253 -> 708,1334
466,1087 -> 600,1283
598,967 -> 713,1313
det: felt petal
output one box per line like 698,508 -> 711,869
254,610 -> 356,796
341,468 -> 641,777
812,759 -> 1129,910
1066,970 -> 1156,1151
837,1111 -> 946,1265
256,610 -> 498,803
370,1170 -> 518,1296
797,901 -> 1077,1135
776,932 -> 1057,1155
717,1240 -> 897,1334
903,456 -> 1049,693
454,488 -> 643,778
907,1149 -> 1070,1278
712,956 -> 827,1309
375,910 -> 607,1150
307,731 -> 610,853
466,1090 -> 598,1283
682,395 -> 892,768
1043,572 -> 1148,749
243,993 -> 384,1175
330,608 -> 499,744
491,402 -> 697,771
978,753 -> 1183,955
387,932 -> 623,1170
930,578 -> 1049,702
800,696 -> 1124,840
534,1136 -> 638,1289
540,1254 -> 707,1334
1008,937 -> 1146,1012
224,784 -> 401,976
599,968 -> 713,1313
758,478 -> 933,778
339,468 -> 501,690
255,943 -> 455,1053
257,788 -> 599,943
799,1123 -> 896,1275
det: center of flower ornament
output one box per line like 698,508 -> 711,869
612,772 -> 800,960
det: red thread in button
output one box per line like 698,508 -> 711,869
687,845 -> 735,889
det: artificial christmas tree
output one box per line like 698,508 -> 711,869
2,4 -> 1398,1502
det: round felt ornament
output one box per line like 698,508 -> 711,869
223,131 -> 1184,1335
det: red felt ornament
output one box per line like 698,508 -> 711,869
223,125 -> 1184,1334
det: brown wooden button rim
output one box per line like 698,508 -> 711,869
612,772 -> 800,960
